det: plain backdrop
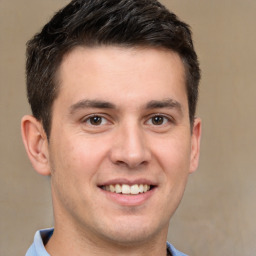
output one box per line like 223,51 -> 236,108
1,0 -> 255,255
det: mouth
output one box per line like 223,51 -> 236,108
100,184 -> 154,195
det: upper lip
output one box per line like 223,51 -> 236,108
98,178 -> 157,187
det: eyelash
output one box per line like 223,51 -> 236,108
81,113 -> 174,128
145,114 -> 173,126
82,114 -> 110,126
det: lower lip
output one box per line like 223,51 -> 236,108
100,187 -> 156,206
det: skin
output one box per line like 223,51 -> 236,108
22,46 -> 201,256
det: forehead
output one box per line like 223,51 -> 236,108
55,46 -> 187,110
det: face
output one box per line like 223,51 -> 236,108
46,46 -> 201,245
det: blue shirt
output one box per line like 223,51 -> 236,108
26,228 -> 187,256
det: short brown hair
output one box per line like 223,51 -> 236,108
26,0 -> 200,138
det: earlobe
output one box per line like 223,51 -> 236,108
189,117 -> 202,173
21,115 -> 51,176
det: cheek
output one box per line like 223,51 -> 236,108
49,135 -> 105,210
153,136 -> 191,210
50,134 -> 109,181
152,133 -> 192,174
73,136 -> 111,170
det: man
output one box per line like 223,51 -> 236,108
21,0 -> 201,255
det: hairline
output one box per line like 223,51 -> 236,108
44,44 -> 193,140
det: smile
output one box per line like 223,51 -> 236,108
101,184 -> 151,195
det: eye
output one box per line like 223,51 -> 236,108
151,116 -> 166,125
147,115 -> 170,126
83,115 -> 108,126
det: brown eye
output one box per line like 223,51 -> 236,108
151,116 -> 164,125
89,116 -> 102,125
81,114 -> 112,133
86,116 -> 107,126
146,115 -> 170,127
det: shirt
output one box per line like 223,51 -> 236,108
26,228 -> 188,256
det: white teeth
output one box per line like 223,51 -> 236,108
109,185 -> 115,192
130,184 -> 139,194
139,184 -> 144,193
143,184 -> 150,193
122,184 -> 130,194
103,184 -> 151,195
115,184 -> 122,193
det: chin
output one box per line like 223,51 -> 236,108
98,218 -> 167,246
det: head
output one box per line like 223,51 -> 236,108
26,0 -> 200,139
22,0 -> 202,252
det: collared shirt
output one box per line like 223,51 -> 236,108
26,228 -> 188,256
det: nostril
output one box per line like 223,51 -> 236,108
115,159 -> 149,169
115,160 -> 129,168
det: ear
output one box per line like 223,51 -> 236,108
189,117 -> 202,174
21,115 -> 51,176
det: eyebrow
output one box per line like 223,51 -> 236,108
145,98 -> 182,112
69,99 -> 116,114
69,98 -> 183,115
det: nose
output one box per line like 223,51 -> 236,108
109,123 -> 151,169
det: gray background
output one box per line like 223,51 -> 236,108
1,0 -> 256,255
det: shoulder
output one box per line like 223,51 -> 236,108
167,241 -> 188,256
